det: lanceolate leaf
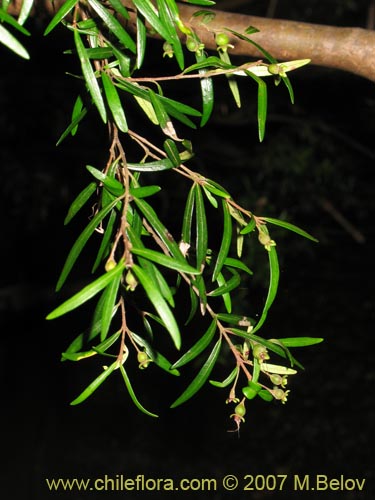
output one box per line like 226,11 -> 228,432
56,106 -> 88,146
136,16 -> 147,69
212,200 -> 232,281
134,198 -> 185,262
172,318 -> 217,369
132,264 -> 181,350
70,361 -> 117,405
210,366 -> 239,388
74,29 -> 107,123
262,217 -> 319,242
132,0 -> 170,41
100,270 -> 122,341
47,261 -> 125,320
56,197 -> 120,290
101,71 -> 128,133
208,270 -> 241,297
224,257 -> 253,276
195,48 -> 214,126
0,24 -> 29,59
18,0 -> 34,26
157,0 -> 184,69
181,185 -> 195,246
64,182 -> 97,225
278,337 -> 324,347
251,245 -> 279,334
128,158 -> 174,171
245,70 -> 267,142
131,247 -> 200,274
119,365 -> 158,417
131,332 -> 180,376
44,0 -> 78,35
87,0 -> 136,53
170,336 -> 222,408
195,184 -> 208,271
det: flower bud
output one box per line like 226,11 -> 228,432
137,351 -> 151,369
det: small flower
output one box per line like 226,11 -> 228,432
137,351 -> 152,370
272,387 -> 290,404
252,343 -> 270,362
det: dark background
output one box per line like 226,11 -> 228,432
1,1 -> 374,498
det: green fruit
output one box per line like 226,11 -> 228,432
234,401 -> 246,418
105,259 -> 116,272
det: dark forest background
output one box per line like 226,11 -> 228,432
1,1 -> 374,498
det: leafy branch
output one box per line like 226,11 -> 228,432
4,0 -> 323,431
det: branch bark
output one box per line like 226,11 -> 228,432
8,0 -> 375,82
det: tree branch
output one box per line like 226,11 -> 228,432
8,0 -> 375,81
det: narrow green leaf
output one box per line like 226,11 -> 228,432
47,261 -> 125,320
64,182 -> 97,225
212,200 -> 232,281
132,0 -> 170,41
240,218 -> 256,235
132,264 -> 181,350
62,330 -> 121,361
44,0 -> 78,35
56,106 -> 88,146
262,217 -> 319,242
74,28 -> 107,122
219,49 -> 241,107
245,70 -> 267,142
258,390 -> 274,402
130,185 -> 161,198
224,257 -> 253,275
181,185 -> 195,246
278,337 -> 324,347
0,24 -> 29,59
119,365 -> 158,417
172,318 -> 217,369
136,16 -> 147,69
56,198 -> 120,290
193,274 -> 207,315
208,270 -> 240,297
0,8 -> 31,35
209,366 -> 238,388
18,0 -> 34,25
86,165 -> 124,196
213,272 -> 232,313
131,247 -> 200,274
128,158 -> 174,171
203,179 -> 230,199
251,245 -> 279,334
134,198 -> 185,262
151,263 -> 175,307
184,0 -> 215,4
185,285 -> 198,325
195,50 -> 214,126
87,0 -> 136,52
70,361 -> 117,405
163,139 -> 181,167
108,0 -> 130,19
170,337 -> 222,408
70,95 -> 84,136
202,185 -> 218,208
101,72 -> 128,133
217,313 -> 253,326
100,271 -> 121,341
195,184 -> 208,271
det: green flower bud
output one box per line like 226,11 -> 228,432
137,351 -> 151,369
105,258 -> 116,272
215,32 -> 230,47
252,343 -> 270,361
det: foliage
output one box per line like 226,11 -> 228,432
2,0 -> 322,431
